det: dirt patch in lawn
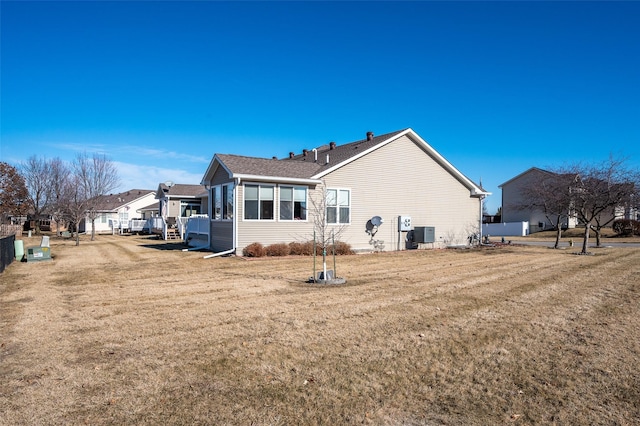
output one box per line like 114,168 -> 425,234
1,235 -> 639,425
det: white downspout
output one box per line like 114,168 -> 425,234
479,195 -> 484,245
233,178 -> 240,253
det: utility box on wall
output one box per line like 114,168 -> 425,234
414,226 -> 435,243
398,216 -> 412,231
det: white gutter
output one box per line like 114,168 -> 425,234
234,174 -> 322,185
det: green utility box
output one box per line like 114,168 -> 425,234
26,246 -> 51,262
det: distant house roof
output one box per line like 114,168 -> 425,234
203,128 -> 488,196
498,167 -> 554,188
93,189 -> 155,212
139,201 -> 159,212
156,183 -> 206,199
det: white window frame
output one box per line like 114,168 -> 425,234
211,185 -> 222,220
243,183 -> 275,221
222,184 -> 233,221
326,188 -> 350,225
279,185 -> 308,221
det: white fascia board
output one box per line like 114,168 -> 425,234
129,192 -> 155,205
311,128 -> 489,196
234,174 -> 322,185
407,129 -> 490,196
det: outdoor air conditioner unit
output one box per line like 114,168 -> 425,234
413,226 -> 435,243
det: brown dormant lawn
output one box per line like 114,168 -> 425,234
1,235 -> 639,425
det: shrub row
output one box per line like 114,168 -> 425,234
242,241 -> 354,257
612,219 -> 640,236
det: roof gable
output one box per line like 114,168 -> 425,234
201,128 -> 487,196
499,167 -> 554,188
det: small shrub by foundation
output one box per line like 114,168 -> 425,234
265,243 -> 290,256
242,242 -> 266,257
289,241 -> 315,256
329,241 -> 355,255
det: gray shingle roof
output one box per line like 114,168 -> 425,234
158,183 -> 206,197
284,129 -> 407,175
216,154 -> 322,180
216,129 -> 408,180
93,189 -> 155,211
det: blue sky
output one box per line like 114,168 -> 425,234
2,1 -> 639,214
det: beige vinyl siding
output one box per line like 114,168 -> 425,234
167,200 -> 181,218
236,184 -> 319,251
321,134 -> 480,250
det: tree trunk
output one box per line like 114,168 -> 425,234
91,218 -> 96,241
554,226 -> 562,249
75,231 -> 80,246
581,224 -> 590,254
593,226 -> 602,247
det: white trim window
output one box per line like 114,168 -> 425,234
222,184 -> 234,220
212,185 -> 222,220
326,188 -> 350,224
280,186 -> 307,221
180,201 -> 201,217
244,184 -> 274,220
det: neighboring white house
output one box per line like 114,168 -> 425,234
80,189 -> 156,234
200,128 -> 489,254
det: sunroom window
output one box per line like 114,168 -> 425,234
244,184 -> 274,220
222,184 -> 233,220
212,185 -> 221,220
280,186 -> 307,220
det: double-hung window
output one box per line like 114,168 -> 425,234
244,184 -> 274,220
280,186 -> 307,220
326,189 -> 350,224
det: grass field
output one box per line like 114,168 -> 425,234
1,234 -> 639,425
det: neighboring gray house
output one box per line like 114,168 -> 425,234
500,167 -> 578,232
501,167 -> 553,232
155,183 -> 208,220
200,128 -> 488,254
501,167 -> 636,233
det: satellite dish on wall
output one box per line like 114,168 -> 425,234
164,181 -> 174,188
366,216 -> 384,236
